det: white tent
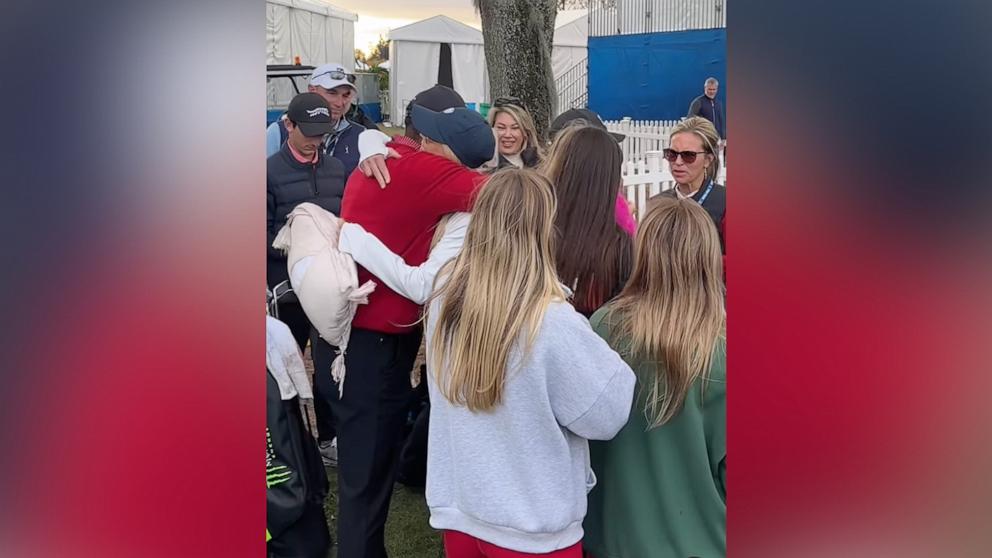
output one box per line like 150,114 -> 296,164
387,12 -> 589,125
266,0 -> 358,113
553,10 -> 588,78
388,15 -> 488,126
266,0 -> 357,68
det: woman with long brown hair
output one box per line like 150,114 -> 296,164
583,196 -> 727,558
542,125 -> 633,316
424,168 -> 635,558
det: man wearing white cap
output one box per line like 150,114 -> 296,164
266,63 -> 377,177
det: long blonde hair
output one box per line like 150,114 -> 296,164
671,116 -> 722,183
606,196 -> 725,427
427,168 -> 565,411
489,104 -> 544,160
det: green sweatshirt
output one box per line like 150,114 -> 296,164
583,307 -> 727,558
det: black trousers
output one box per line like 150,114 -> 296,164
309,326 -> 344,444
276,301 -> 311,352
267,502 -> 331,558
329,327 -> 421,558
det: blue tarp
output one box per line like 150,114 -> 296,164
588,28 -> 726,121
358,102 -> 382,124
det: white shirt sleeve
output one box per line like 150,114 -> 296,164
357,129 -> 391,163
338,213 -> 471,305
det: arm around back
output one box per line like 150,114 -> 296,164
542,303 -> 635,440
338,212 -> 470,304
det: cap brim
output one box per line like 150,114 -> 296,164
297,120 -> 333,137
311,78 -> 358,92
609,131 -> 626,142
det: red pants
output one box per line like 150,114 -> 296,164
443,530 -> 583,558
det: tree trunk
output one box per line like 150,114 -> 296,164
475,0 -> 558,138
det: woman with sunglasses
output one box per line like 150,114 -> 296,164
655,116 -> 726,252
487,97 -> 543,169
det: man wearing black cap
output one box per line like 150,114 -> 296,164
356,84 -> 468,187
267,92 -> 347,461
319,100 -> 494,558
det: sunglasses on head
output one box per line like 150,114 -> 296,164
493,96 -> 527,111
663,148 -> 708,164
312,69 -> 356,84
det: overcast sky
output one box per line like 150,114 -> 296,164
328,0 -> 482,54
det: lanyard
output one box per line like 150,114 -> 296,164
323,119 -> 351,155
696,180 -> 714,205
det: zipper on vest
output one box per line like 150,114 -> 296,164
311,163 -> 318,195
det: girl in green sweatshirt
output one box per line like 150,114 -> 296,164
584,196 -> 727,558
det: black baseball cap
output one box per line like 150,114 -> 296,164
411,105 -> 495,169
286,93 -> 334,137
405,85 -> 466,126
548,108 -> 625,142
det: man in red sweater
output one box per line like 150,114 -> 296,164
330,99 -> 494,558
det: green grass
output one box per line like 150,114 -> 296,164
301,350 -> 441,557
322,467 -> 443,558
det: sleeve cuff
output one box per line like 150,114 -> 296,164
357,130 -> 391,163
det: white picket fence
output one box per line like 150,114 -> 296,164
604,118 -> 680,161
621,150 -> 727,219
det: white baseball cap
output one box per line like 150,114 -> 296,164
309,63 -> 357,92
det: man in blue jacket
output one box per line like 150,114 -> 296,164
687,77 -> 726,142
266,63 -> 378,177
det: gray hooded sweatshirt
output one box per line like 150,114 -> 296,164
424,299 -> 636,553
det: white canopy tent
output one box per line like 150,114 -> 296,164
553,10 -> 588,78
388,15 -> 488,126
387,12 -> 589,126
266,0 -> 358,108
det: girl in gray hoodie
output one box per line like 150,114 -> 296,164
424,168 -> 636,557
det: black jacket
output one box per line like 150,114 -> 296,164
687,95 -> 726,139
267,143 -> 347,288
496,145 -> 541,169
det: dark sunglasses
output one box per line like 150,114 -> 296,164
493,96 -> 527,111
312,69 -> 357,85
663,148 -> 708,164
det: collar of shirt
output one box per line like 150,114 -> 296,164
390,135 -> 421,153
322,118 -> 351,144
287,140 -> 318,165
675,185 -> 698,200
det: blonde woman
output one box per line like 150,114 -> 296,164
656,116 -> 726,251
583,197 -> 727,558
424,168 -> 636,558
488,97 -> 543,169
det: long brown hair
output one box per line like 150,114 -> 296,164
606,196 -> 725,428
542,125 -> 632,314
427,168 -> 566,411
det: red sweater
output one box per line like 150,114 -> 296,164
341,138 -> 485,333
